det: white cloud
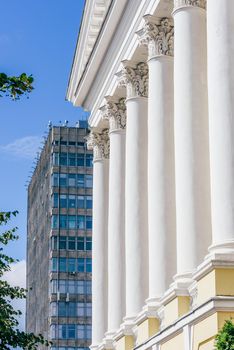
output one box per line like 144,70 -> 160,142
4,260 -> 26,331
0,136 -> 42,159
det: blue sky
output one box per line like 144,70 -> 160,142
0,0 -> 86,262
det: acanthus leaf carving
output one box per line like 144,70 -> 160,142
138,17 -> 174,59
102,98 -> 126,132
86,129 -> 110,161
174,0 -> 206,10
118,62 -> 148,99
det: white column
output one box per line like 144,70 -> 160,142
87,130 -> 109,348
207,1 -> 234,254
173,0 -> 211,278
101,98 -> 126,336
138,16 -> 176,304
118,62 -> 148,322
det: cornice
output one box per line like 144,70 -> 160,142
67,0 -> 112,101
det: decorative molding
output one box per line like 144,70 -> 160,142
86,129 -> 110,160
101,98 -> 126,132
138,17 -> 174,59
118,62 -> 148,99
174,0 -> 206,10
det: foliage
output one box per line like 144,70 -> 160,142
0,73 -> 34,100
215,319 -> 234,350
0,211 -> 49,349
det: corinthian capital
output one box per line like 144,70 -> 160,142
138,17 -> 174,59
174,0 -> 206,10
86,129 -> 110,161
118,62 -> 148,99
101,98 -> 126,132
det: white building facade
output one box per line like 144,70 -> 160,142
67,1 -> 234,349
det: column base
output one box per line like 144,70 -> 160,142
194,249 -> 234,306
113,321 -> 135,350
160,275 -> 192,328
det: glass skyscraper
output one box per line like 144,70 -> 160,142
26,122 -> 92,350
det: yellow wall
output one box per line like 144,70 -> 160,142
137,318 -> 159,345
218,312 -> 234,329
164,296 -> 190,327
216,269 -> 234,296
193,313 -> 217,350
197,268 -> 234,306
161,332 -> 184,350
116,335 -> 134,350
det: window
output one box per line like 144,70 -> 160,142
60,153 -> 67,166
50,302 -> 57,316
78,258 -> 85,272
60,215 -> 67,229
51,236 -> 58,250
58,280 -> 66,293
68,153 -> 76,166
77,154 -> 84,166
68,258 -> 76,272
53,153 -> 59,166
59,258 -> 66,272
77,325 -> 85,339
60,195 -> 67,208
52,173 -> 59,186
68,195 -> 76,208
68,324 -> 76,339
86,303 -> 92,317
77,174 -> 84,188
77,195 -> 84,209
77,216 -> 85,230
85,175 -> 93,188
68,280 -> 76,293
54,140 -> 59,146
59,236 -> 66,250
51,258 -> 57,272
86,325 -> 92,339
68,174 -> 76,187
68,302 -> 76,317
86,216 -> 92,230
77,237 -> 84,251
69,141 -> 76,146
86,237 -> 92,251
68,215 -> 76,229
58,302 -> 66,317
68,237 -> 76,250
78,142 -> 84,147
50,324 -> 56,339
59,174 -> 67,187
86,196 -> 92,209
52,215 -> 58,229
53,193 -> 58,208
50,280 -> 57,293
60,140 -> 67,146
86,281 -> 92,295
77,302 -> 85,317
58,324 -> 66,339
77,280 -> 85,294
86,154 -> 93,167
86,258 -> 92,273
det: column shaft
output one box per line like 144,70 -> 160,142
87,131 -> 109,347
125,96 -> 148,317
173,3 -> 211,275
102,99 -> 126,334
207,0 -> 234,249
148,55 -> 176,298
